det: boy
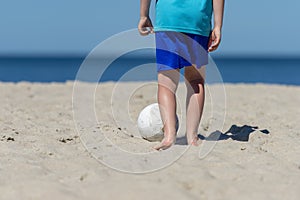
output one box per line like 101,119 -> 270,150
138,0 -> 224,150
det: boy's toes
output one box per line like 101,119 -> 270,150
153,139 -> 174,151
188,136 -> 202,146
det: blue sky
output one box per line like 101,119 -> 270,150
0,0 -> 299,57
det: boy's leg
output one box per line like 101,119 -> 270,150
155,69 -> 180,150
184,65 -> 206,145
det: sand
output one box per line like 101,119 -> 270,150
0,81 -> 299,200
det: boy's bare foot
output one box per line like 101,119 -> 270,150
187,134 -> 201,146
153,136 -> 176,151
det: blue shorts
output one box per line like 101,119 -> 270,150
155,31 -> 210,72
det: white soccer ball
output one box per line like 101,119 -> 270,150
137,103 -> 178,142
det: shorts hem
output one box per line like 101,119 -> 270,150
154,27 -> 211,37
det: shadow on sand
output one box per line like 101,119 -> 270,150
176,125 -> 270,145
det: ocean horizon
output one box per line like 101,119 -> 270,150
0,55 -> 299,85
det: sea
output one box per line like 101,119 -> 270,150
0,54 -> 299,85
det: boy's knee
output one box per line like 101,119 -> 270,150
185,77 -> 205,86
185,78 -> 205,93
158,83 -> 178,94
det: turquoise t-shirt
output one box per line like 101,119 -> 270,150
154,0 -> 213,37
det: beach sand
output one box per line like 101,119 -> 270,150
0,81 -> 299,200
